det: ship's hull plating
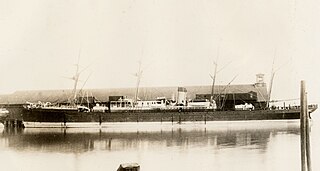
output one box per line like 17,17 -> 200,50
22,108 -> 305,125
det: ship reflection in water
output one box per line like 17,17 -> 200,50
0,120 -> 319,171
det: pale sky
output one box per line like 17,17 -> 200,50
0,0 -> 320,103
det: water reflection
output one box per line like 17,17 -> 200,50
0,121 -> 300,154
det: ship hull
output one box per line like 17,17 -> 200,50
19,108 -> 309,127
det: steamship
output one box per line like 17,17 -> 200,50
0,61 -> 317,128
16,74 -> 317,128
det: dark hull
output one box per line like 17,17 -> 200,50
21,108 -> 307,124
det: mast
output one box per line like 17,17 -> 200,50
70,50 -> 81,106
86,91 -> 89,109
267,72 -> 275,108
134,61 -> 143,106
210,61 -> 218,103
210,47 -> 219,103
266,49 -> 290,108
267,53 -> 276,108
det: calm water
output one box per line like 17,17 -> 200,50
1,112 -> 320,171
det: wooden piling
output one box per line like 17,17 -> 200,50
300,80 -> 306,171
300,80 -> 312,171
2,119 -> 24,128
305,93 -> 312,171
204,113 -> 207,124
63,113 -> 67,127
171,113 -> 173,124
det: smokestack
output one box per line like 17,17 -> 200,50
177,87 -> 187,106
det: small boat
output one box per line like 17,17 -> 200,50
117,163 -> 140,171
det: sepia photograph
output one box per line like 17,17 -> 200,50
0,0 -> 320,170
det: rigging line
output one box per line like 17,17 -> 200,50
78,72 -> 92,96
79,64 -> 91,74
217,61 -> 232,73
134,61 -> 143,105
228,93 -> 248,105
210,54 -> 218,102
218,74 -> 238,109
221,75 -> 238,92
269,98 -> 300,102
230,87 -> 262,107
268,50 -> 276,102
254,87 -> 266,108
210,61 -> 233,102
222,87 -> 252,103
254,86 -> 267,102
214,85 -> 230,99
230,86 -> 260,99
220,83 -> 236,109
77,48 -> 81,67
219,84 -> 264,107
274,58 -> 291,72
220,87 -> 229,109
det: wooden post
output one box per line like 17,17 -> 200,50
300,80 -> 312,171
171,113 -> 173,124
204,112 -> 207,124
305,93 -> 312,171
18,120 -> 24,128
300,80 -> 307,171
63,114 -> 67,128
